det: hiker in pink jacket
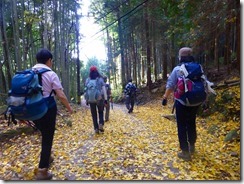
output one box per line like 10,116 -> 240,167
33,48 -> 72,180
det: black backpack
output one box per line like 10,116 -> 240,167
126,84 -> 136,97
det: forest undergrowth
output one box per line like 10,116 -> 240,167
0,77 -> 240,181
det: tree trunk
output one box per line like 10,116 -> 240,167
11,0 -> 21,70
162,42 -> 168,81
131,30 -> 137,85
224,0 -> 232,75
0,0 -> 12,90
106,27 -> 113,82
214,28 -> 219,71
170,35 -> 176,71
21,0 -> 28,69
117,11 -> 126,88
53,0 -> 59,72
152,21 -> 157,82
235,0 -> 240,72
43,0 -> 48,48
145,5 -> 152,90
75,8 -> 81,104
112,36 -> 118,89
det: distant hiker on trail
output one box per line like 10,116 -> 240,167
84,66 -> 108,134
124,79 -> 137,113
33,49 -> 73,180
104,76 -> 112,122
162,47 -> 215,161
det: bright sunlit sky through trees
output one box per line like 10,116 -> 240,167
78,0 -> 244,68
79,0 -> 107,63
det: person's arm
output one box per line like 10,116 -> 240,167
100,78 -> 108,101
50,72 -> 73,113
163,88 -> 174,100
162,87 -> 174,106
162,67 -> 178,106
108,85 -> 112,102
134,84 -> 137,94
124,84 -> 129,96
55,89 -> 73,114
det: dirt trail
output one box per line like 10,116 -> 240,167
50,101 -> 190,180
0,99 -> 240,180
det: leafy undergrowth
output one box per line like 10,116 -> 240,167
0,86 -> 240,180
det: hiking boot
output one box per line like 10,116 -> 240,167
177,151 -> 191,161
35,168 -> 53,180
189,145 -> 195,154
95,129 -> 99,134
99,124 -> 104,132
128,108 -> 132,113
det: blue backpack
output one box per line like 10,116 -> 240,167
5,68 -> 51,123
174,62 -> 207,106
84,78 -> 102,104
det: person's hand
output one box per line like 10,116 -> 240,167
68,106 -> 73,114
104,100 -> 108,106
162,98 -> 167,106
202,101 -> 209,111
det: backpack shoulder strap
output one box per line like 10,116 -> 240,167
34,68 -> 53,96
86,78 -> 89,85
37,68 -> 51,74
179,63 -> 188,77
35,68 -> 51,86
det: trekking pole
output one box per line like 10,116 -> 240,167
162,101 -> 176,121
110,97 -> 113,110
171,100 -> 175,114
111,100 -> 113,110
134,95 -> 137,110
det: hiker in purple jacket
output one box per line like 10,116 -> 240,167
85,66 -> 108,134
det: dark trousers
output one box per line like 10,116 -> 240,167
125,96 -> 135,111
104,101 -> 110,121
34,103 -> 57,168
175,100 -> 199,152
90,100 -> 104,130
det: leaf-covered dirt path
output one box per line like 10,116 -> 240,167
0,98 -> 240,180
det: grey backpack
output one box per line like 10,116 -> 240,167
84,78 -> 102,103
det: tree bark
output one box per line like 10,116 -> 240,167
162,42 -> 168,81
11,0 -> 21,70
145,4 -> 152,90
152,21 -> 157,82
43,0 -> 48,48
0,0 -> 12,90
75,7 -> 81,104
117,10 -> 126,88
235,0 -> 240,72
